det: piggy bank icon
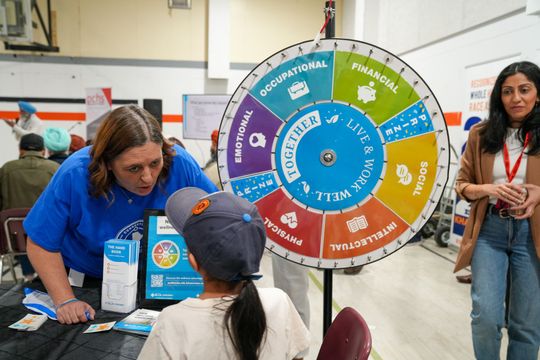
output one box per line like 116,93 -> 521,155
357,81 -> 377,104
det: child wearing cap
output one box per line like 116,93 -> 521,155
138,188 -> 310,360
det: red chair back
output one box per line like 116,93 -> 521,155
317,307 -> 372,360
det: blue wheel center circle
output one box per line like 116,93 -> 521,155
274,102 -> 385,211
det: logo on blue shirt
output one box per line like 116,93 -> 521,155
116,220 -> 144,241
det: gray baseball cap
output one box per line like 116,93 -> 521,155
165,188 -> 266,282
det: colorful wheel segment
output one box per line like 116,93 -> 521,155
152,240 -> 180,269
218,38 -> 450,269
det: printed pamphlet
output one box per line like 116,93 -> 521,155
113,308 -> 160,336
9,314 -> 47,331
84,321 -> 117,334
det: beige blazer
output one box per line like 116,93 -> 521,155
454,124 -> 540,272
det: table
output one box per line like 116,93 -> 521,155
0,281 -> 146,360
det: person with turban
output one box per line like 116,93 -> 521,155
44,127 -> 71,164
2,101 -> 43,140
69,134 -> 86,155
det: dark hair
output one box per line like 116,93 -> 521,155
19,133 -> 44,151
69,134 -> 86,154
88,105 -> 175,199
167,136 -> 186,149
223,280 -> 267,360
479,61 -> 540,155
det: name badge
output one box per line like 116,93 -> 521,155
68,268 -> 85,287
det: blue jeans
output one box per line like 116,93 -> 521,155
471,213 -> 540,360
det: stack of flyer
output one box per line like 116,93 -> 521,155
113,308 -> 160,336
102,239 -> 139,313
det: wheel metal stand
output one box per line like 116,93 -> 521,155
323,0 -> 336,335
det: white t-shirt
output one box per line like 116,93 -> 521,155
490,127 -> 528,204
138,287 -> 311,360
13,113 -> 43,140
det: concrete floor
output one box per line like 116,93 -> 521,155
256,238 -> 518,360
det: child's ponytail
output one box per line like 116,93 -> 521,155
224,280 -> 267,360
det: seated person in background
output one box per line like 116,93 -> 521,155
69,134 -> 86,155
138,188 -> 310,360
44,127 -> 71,164
0,134 -> 59,281
2,101 -> 43,140
203,129 -> 222,189
24,105 -> 217,324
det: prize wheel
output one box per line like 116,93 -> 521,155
218,38 -> 450,269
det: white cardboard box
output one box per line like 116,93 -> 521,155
101,239 -> 139,313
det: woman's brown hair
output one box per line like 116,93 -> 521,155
88,104 -> 175,200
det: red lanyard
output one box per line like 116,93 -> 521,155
503,132 -> 530,182
495,132 -> 529,210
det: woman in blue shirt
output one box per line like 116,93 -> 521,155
25,105 -> 217,324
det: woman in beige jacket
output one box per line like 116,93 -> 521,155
455,61 -> 540,360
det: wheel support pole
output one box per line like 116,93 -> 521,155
322,0 -> 336,337
323,269 -> 333,334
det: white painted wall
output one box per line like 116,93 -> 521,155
397,9 -> 539,249
0,61 -> 251,167
2,3 -> 539,172
342,0 -> 365,40
364,0 -> 526,54
399,9 -> 540,185
1,0 -> 343,168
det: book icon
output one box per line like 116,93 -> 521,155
346,216 -> 368,233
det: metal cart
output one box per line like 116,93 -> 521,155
418,144 -> 459,247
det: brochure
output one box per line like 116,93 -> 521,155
113,308 -> 160,336
84,321 -> 116,334
9,314 -> 47,331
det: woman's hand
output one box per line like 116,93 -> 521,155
488,182 -> 525,207
55,299 -> 95,325
27,238 -> 96,325
462,183 -> 525,203
511,184 -> 540,219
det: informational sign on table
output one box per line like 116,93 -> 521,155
143,213 -> 202,300
218,38 -> 450,269
182,94 -> 230,139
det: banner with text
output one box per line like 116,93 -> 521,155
450,56 -> 520,248
85,87 -> 112,140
